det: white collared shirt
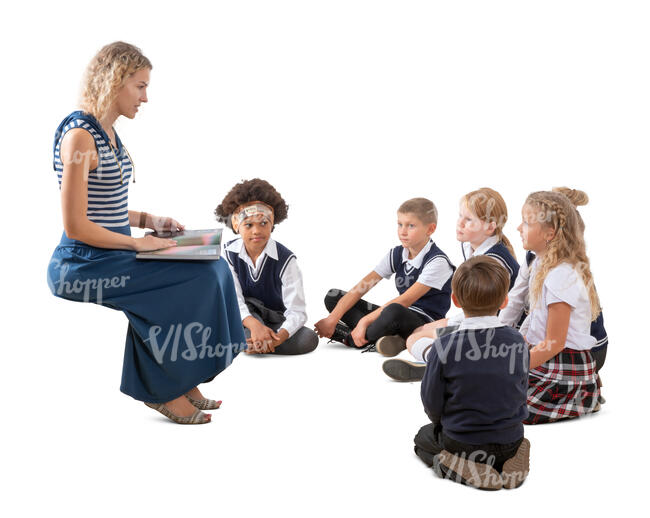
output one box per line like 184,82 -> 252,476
498,256 -> 531,328
224,237 -> 307,338
461,235 -> 500,260
411,315 -> 505,362
374,240 -> 454,290
523,259 -> 596,351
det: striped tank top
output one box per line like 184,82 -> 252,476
53,111 -> 132,229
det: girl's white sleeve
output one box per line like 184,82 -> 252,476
499,259 -> 530,326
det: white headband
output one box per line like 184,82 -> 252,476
231,203 -> 274,232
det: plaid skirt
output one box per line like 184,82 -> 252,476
525,348 -> 600,425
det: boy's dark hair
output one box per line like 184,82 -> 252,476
451,256 -> 509,317
215,178 -> 289,229
398,198 -> 437,225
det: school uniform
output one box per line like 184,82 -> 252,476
445,236 -> 520,329
414,316 -> 529,473
500,251 -> 608,371
461,236 -> 520,290
522,259 -> 601,424
325,239 -> 455,345
224,237 -> 318,355
48,112 -> 246,402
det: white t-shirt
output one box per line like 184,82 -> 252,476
525,260 -> 596,351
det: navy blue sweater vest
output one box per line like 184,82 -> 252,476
462,242 -> 520,290
225,239 -> 296,313
390,241 -> 455,321
421,326 -> 529,445
525,251 -> 607,349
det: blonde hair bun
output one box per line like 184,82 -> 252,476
552,187 -> 589,207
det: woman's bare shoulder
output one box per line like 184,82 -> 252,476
60,128 -> 97,167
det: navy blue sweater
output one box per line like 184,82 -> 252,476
420,326 -> 529,445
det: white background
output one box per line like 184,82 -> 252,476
2,1 -> 648,516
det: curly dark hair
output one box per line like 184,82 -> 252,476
215,178 -> 289,230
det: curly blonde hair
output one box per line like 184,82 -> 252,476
79,41 -> 152,120
462,187 -> 515,258
526,189 -> 600,321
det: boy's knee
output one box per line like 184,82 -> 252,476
381,302 -> 405,320
324,288 -> 345,311
301,329 -> 319,354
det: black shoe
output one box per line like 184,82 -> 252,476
382,358 -> 426,381
327,322 -> 352,346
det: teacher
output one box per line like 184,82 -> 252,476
47,41 -> 246,425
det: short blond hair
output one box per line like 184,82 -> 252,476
80,41 -> 152,120
398,198 -> 437,225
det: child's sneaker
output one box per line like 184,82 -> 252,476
376,335 -> 407,357
500,438 -> 530,489
433,450 -> 503,491
382,358 -> 426,381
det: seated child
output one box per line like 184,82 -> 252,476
382,187 -> 519,380
215,178 -> 318,355
500,187 -> 608,375
314,198 -> 454,352
509,188 -> 602,423
413,256 -> 530,490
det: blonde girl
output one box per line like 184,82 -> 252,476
456,187 -> 519,289
518,189 -> 601,424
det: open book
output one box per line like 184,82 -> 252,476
135,229 -> 222,261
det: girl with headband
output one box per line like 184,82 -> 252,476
216,179 -> 319,355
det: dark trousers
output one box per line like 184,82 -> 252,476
244,298 -> 318,355
413,422 -> 522,473
324,288 -> 429,344
591,344 -> 607,372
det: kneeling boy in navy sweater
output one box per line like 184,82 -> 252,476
413,256 -> 530,490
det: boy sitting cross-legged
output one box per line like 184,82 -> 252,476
413,256 -> 531,490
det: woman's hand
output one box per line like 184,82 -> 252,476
148,214 -> 185,233
314,315 -> 338,338
350,319 -> 369,348
133,235 -> 177,252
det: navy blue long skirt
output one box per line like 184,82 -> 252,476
47,227 -> 246,403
